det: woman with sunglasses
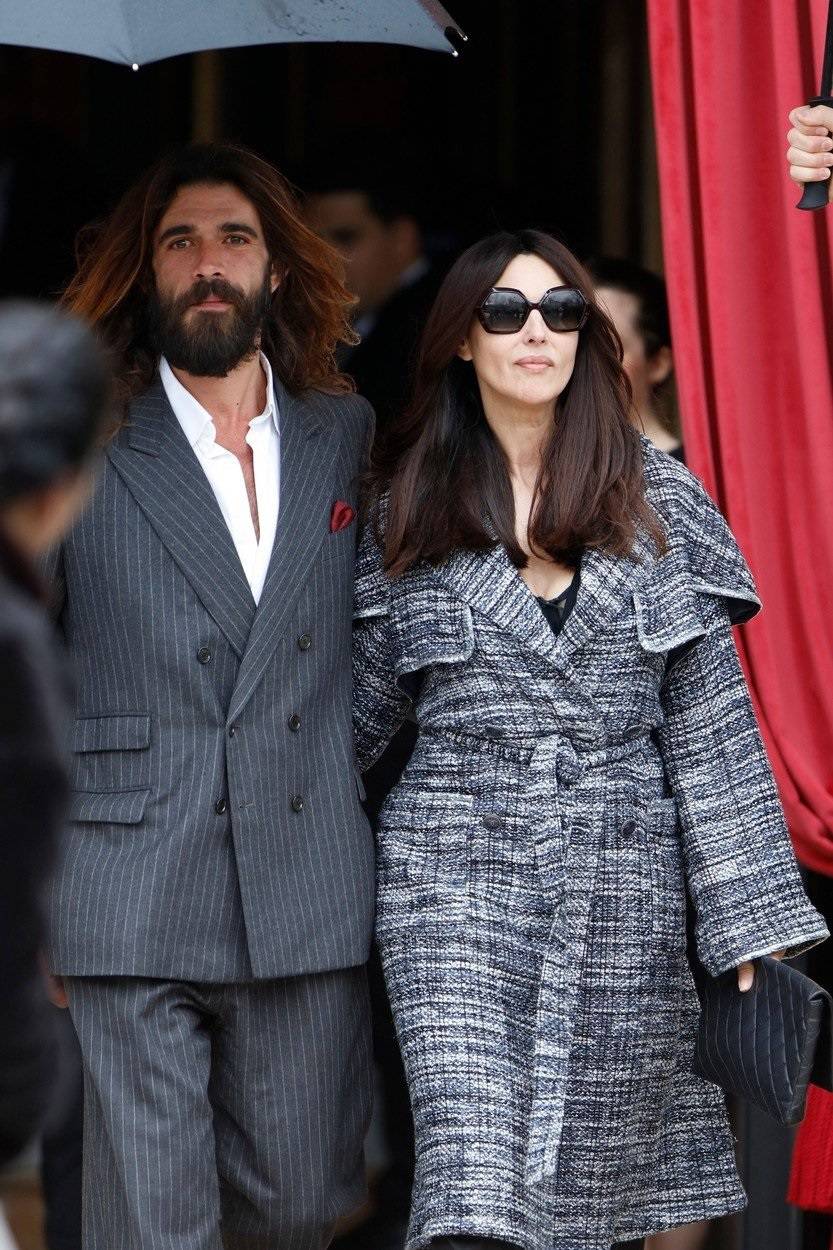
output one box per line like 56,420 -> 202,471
352,230 -> 826,1250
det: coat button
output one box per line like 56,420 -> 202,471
288,713 -> 301,732
228,725 -> 237,739
482,813 -> 502,830
197,646 -> 212,664
297,634 -> 312,651
290,794 -> 304,813
215,798 -> 228,815
621,819 -> 638,839
483,725 -> 503,740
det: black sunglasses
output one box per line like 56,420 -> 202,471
477,285 -> 590,334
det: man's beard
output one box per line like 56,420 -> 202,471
147,271 -> 274,377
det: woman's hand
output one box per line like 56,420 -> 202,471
787,105 -> 833,198
737,950 -> 786,992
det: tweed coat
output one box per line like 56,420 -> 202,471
352,441 -> 828,1250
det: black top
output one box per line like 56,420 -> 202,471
535,564 -> 581,637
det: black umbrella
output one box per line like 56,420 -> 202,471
0,0 -> 465,68
797,0 -> 833,210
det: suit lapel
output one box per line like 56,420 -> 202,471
227,385 -> 339,723
107,379 -> 256,659
431,538 -> 639,673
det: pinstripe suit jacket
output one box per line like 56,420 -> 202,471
47,374 -> 375,981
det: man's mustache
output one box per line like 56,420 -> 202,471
172,279 -> 247,317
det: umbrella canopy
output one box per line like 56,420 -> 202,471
0,0 -> 464,68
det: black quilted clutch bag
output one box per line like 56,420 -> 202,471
693,955 -> 833,1124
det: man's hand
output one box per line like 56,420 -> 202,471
787,105 -> 833,200
737,950 -> 785,993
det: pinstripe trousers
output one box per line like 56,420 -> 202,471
66,970 -> 372,1250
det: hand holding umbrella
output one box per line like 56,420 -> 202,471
789,101 -> 833,204
793,0 -> 833,208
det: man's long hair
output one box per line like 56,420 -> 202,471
62,144 -> 357,413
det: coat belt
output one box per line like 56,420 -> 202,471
421,723 -> 655,1185
524,732 -> 652,1185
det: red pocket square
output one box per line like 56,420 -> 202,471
330,501 -> 355,533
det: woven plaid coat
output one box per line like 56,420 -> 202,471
352,442 -> 828,1250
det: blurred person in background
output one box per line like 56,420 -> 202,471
307,170 -> 441,1250
586,258 -> 682,462
0,301 -> 111,1241
306,173 -> 440,434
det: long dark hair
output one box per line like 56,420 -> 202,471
61,143 -> 357,414
368,229 -> 666,576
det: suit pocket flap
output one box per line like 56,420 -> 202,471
68,789 -> 149,824
73,715 -> 151,753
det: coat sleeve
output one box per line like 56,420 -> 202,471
352,513 -> 411,772
650,470 -> 829,975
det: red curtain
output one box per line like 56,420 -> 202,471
646,0 -> 833,876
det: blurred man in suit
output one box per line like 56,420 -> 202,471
48,143 -> 375,1250
306,179 -> 440,435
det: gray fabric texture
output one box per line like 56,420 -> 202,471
47,375 -> 375,981
352,440 -> 828,1250
67,969 -> 372,1249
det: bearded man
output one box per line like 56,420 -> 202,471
46,144 -> 375,1250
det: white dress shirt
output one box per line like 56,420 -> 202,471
160,354 -> 280,605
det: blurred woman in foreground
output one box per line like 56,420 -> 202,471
0,303 -> 110,1219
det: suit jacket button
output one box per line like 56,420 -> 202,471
483,725 -> 503,740
228,725 -> 237,738
215,798 -> 228,815
290,794 -> 304,813
288,713 -> 301,732
297,634 -> 312,651
621,819 -> 638,839
483,813 -> 502,830
197,646 -> 212,664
